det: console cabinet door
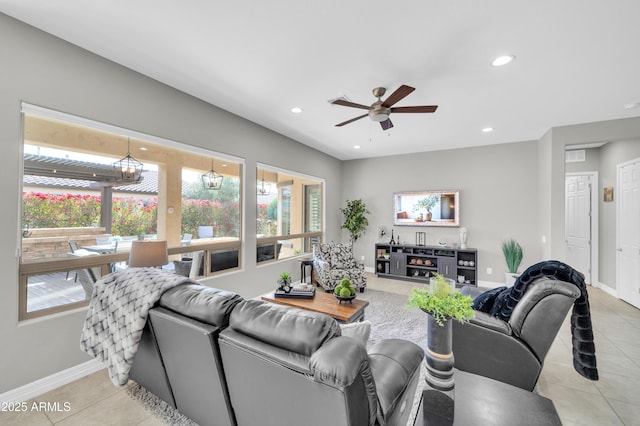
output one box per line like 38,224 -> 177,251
438,257 -> 457,280
390,253 -> 406,276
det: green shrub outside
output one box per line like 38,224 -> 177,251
23,192 -> 239,238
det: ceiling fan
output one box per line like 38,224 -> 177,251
332,85 -> 438,130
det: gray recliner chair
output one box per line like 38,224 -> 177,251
218,299 -> 423,426
452,278 -> 580,391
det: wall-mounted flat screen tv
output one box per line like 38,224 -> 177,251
393,190 -> 460,227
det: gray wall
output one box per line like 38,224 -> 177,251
0,13 -> 342,393
341,141 -> 541,284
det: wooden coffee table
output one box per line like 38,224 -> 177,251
261,290 -> 369,323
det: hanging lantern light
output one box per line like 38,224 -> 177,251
202,159 -> 223,190
257,168 -> 271,195
113,138 -> 143,183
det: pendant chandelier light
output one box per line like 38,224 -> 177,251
257,169 -> 271,195
202,159 -> 223,190
113,138 -> 143,183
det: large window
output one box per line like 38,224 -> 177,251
19,105 -> 243,320
256,165 -> 323,264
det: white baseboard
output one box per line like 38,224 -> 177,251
0,359 -> 104,404
477,280 -> 504,289
592,281 -> 617,298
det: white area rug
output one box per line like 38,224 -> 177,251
127,289 -> 427,425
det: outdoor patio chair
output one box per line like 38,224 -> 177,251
67,240 -> 99,281
198,226 -> 214,239
181,233 -> 193,246
75,268 -> 98,299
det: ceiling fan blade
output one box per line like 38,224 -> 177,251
331,99 -> 370,110
382,85 -> 415,107
380,118 -> 394,130
335,114 -> 368,127
391,105 -> 438,113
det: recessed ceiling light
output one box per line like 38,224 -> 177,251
491,55 -> 515,67
291,107 -> 303,114
353,145 -> 361,149
140,147 -> 148,151
624,102 -> 640,110
482,127 -> 494,133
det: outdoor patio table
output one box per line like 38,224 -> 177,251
80,244 -> 117,254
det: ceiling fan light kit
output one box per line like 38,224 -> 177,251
332,85 -> 438,130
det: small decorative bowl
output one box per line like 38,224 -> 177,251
334,294 -> 356,304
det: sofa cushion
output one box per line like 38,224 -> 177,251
339,320 -> 371,347
159,284 -> 242,328
228,299 -> 341,356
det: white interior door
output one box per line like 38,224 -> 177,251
566,175 -> 592,283
617,160 -> 640,309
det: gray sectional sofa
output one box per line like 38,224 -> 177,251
129,284 -> 423,426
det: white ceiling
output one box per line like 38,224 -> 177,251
2,1 -> 640,160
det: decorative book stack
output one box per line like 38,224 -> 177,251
274,283 -> 316,299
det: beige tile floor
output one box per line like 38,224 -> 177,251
2,273 -> 639,425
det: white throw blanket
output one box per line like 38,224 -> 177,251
79,268 -> 195,386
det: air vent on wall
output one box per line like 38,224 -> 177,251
565,150 -> 586,163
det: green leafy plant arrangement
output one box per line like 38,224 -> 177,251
333,278 -> 356,298
277,272 -> 292,286
502,239 -> 523,273
407,273 -> 475,326
340,199 -> 370,243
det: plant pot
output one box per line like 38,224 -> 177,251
423,313 -> 455,424
425,314 -> 455,391
505,272 -> 521,287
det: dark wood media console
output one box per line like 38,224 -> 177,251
375,243 -> 477,286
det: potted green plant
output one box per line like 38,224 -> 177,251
502,239 -> 523,286
408,273 -> 474,417
277,272 -> 292,292
407,273 -> 475,326
340,199 -> 370,243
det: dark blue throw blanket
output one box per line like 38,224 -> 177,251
473,260 -> 598,381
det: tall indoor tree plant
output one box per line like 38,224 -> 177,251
340,199 -> 370,243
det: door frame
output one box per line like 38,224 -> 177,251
565,172 -> 599,284
616,157 -> 640,302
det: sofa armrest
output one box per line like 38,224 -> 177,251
309,336 -> 369,387
310,336 -> 379,425
313,258 -> 330,272
368,339 -> 423,426
467,311 -> 512,335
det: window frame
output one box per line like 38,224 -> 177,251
18,103 -> 245,320
256,163 -> 325,264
